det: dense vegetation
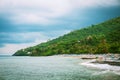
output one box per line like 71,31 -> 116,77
13,17 -> 120,56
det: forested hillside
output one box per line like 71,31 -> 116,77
13,17 -> 120,56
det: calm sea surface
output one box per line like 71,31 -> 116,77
0,56 -> 120,80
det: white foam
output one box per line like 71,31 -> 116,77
80,60 -> 120,74
92,70 -> 110,75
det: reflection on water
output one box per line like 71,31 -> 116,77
0,56 -> 120,80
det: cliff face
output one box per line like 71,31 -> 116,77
13,17 -> 120,56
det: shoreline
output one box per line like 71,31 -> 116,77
80,59 -> 120,73
60,54 -> 120,72
92,60 -> 120,66
1,54 -> 120,73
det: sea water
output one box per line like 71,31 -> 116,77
0,56 -> 120,80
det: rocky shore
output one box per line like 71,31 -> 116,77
91,54 -> 120,66
77,54 -> 120,72
53,54 -> 120,72
62,54 -> 120,66
92,60 -> 120,66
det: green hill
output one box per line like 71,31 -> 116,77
13,17 -> 120,56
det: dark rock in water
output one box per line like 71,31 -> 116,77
118,58 -> 120,60
81,57 -> 97,59
92,60 -> 120,66
104,61 -> 120,66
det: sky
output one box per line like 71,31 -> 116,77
0,0 -> 120,55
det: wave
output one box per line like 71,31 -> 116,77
80,60 -> 120,75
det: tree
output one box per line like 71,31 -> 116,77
97,39 -> 109,53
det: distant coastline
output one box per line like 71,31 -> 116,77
0,55 -> 12,57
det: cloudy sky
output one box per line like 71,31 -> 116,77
0,0 -> 120,55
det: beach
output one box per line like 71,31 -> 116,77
0,55 -> 120,80
61,54 -> 120,72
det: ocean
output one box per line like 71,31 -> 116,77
0,56 -> 120,80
